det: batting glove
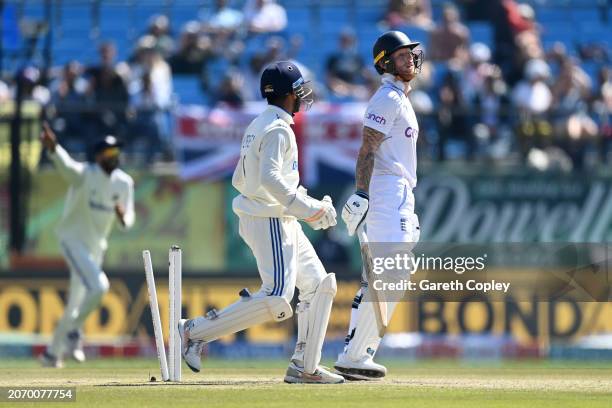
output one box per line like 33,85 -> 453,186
287,188 -> 337,230
342,191 -> 369,236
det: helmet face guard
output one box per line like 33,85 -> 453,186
292,77 -> 313,111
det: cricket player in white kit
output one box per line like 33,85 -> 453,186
335,31 -> 423,380
179,61 -> 344,384
39,123 -> 135,368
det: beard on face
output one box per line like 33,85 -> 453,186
292,97 -> 301,115
99,157 -> 119,174
396,63 -> 416,82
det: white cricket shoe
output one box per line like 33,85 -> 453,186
67,330 -> 85,363
334,352 -> 387,380
39,350 -> 64,368
284,360 -> 345,384
178,319 -> 204,373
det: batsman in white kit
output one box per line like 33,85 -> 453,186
39,123 -> 135,368
335,31 -> 423,380
178,61 -> 345,384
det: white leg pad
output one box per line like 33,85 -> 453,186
346,292 -> 399,361
189,296 -> 293,343
303,273 -> 337,374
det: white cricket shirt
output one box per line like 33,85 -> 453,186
49,146 -> 135,253
232,105 -> 300,218
363,73 -> 419,188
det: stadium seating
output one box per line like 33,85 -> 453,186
6,0 -> 610,101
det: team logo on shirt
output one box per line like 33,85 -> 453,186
404,127 -> 418,138
365,112 -> 386,125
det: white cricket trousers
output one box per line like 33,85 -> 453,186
238,214 -> 326,304
49,239 -> 110,357
344,175 -> 420,360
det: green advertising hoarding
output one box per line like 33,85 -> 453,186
6,165 -> 612,273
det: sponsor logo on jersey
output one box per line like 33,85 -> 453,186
404,127 -> 418,138
365,112 -> 386,125
89,200 -> 114,212
292,161 -> 298,170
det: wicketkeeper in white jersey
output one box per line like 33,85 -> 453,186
38,123 -> 135,368
334,31 -> 423,380
178,61 -> 345,384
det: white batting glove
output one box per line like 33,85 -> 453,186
306,195 -> 337,230
342,191 -> 369,236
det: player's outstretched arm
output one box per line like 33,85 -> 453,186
342,126 -> 385,236
40,121 -> 86,185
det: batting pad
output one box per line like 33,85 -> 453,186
346,292 -> 399,361
303,273 -> 337,374
189,296 -> 293,343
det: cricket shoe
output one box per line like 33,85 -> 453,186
284,360 -> 345,384
333,352 -> 386,380
67,330 -> 86,363
178,319 -> 204,373
39,350 -> 64,368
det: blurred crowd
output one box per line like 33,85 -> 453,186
0,0 -> 610,170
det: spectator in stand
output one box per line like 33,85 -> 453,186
512,58 -> 553,156
50,61 -> 88,150
84,42 -> 130,146
428,2 -> 470,67
512,59 -> 552,115
494,0 -> 543,85
550,56 -> 598,167
143,14 -> 174,58
472,66 -> 509,150
15,65 -> 50,106
438,70 -> 471,159
131,36 -> 173,110
128,36 -> 173,159
128,72 -> 166,162
200,0 -> 244,36
243,0 -> 287,34
325,28 -> 371,101
213,69 -> 246,108
462,42 -> 495,103
169,21 -> 216,89
593,67 -> 612,161
386,0 -> 434,30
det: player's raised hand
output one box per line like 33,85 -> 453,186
40,121 -> 57,153
342,191 -> 369,236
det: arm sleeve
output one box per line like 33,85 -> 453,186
259,127 -> 322,219
120,177 -> 135,229
48,145 -> 86,185
259,127 -> 296,207
363,91 -> 400,135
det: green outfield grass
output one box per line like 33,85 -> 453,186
1,358 -> 611,408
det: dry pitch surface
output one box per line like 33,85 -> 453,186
1,358 -> 611,407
